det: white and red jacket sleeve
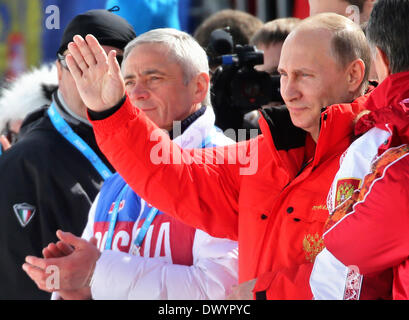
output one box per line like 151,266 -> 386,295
324,154 -> 409,275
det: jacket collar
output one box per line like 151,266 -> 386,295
259,105 -> 306,151
314,96 -> 368,167
258,96 -> 367,170
172,106 -> 216,149
53,90 -> 92,127
363,71 -> 409,112
168,105 -> 206,140
355,71 -> 409,138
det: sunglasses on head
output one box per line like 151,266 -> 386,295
57,53 -> 123,70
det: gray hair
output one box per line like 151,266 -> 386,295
123,28 -> 211,106
367,0 -> 409,74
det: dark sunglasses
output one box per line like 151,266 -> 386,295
57,53 -> 123,70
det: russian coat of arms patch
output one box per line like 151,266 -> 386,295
335,178 -> 361,207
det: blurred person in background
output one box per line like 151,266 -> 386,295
194,9 -> 263,69
251,18 -> 301,77
240,17 -> 301,128
360,21 -> 379,82
193,9 -> 263,139
0,64 -> 58,154
105,0 -> 181,35
309,0 -> 376,24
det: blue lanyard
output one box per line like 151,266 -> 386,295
105,184 -> 129,250
200,128 -> 216,148
133,206 -> 159,248
105,127 -> 217,252
47,103 -> 113,181
132,127 -> 217,249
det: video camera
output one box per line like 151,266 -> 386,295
208,28 -> 283,131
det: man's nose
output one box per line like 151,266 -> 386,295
129,83 -> 150,100
281,77 -> 301,103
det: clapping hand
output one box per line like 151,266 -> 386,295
22,230 -> 100,300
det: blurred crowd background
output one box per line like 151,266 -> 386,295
0,0 -> 309,84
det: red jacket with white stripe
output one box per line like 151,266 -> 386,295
311,71 -> 409,300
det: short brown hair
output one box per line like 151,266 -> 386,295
250,18 -> 301,47
297,13 -> 371,94
193,9 -> 263,49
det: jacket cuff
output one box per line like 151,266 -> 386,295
88,94 -> 138,139
87,95 -> 127,121
91,250 -> 141,300
253,272 -> 276,300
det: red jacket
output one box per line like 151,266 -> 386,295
90,97 -> 366,299
317,72 -> 409,300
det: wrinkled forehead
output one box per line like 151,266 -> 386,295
121,42 -> 184,77
123,43 -> 176,69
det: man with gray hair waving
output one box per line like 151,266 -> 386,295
23,28 -> 238,300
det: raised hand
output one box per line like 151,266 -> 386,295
66,34 -> 125,112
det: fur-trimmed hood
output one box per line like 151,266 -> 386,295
0,63 -> 58,132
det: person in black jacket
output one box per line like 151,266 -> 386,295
0,9 -> 135,300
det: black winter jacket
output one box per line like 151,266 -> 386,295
0,92 -> 114,299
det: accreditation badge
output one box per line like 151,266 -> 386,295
130,244 -> 141,256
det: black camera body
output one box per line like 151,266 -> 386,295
208,28 -> 283,133
212,45 -> 282,114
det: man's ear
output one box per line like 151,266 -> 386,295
192,72 -> 210,105
56,60 -> 63,81
374,46 -> 391,82
346,58 -> 366,93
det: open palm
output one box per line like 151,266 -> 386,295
66,34 -> 125,112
